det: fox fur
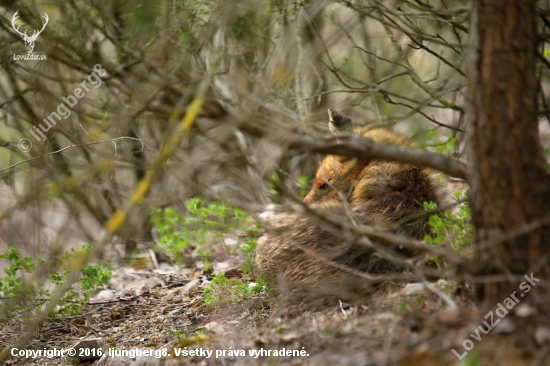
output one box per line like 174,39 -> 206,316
256,109 -> 448,308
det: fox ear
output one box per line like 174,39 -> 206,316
328,108 -> 354,134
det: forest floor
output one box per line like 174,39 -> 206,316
1,248 -> 547,366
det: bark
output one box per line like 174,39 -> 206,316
468,0 -> 550,301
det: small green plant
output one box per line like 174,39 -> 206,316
268,172 -> 282,197
152,198 -> 268,309
267,173 -> 311,201
169,329 -> 185,339
151,198 -> 258,270
297,175 -> 310,197
0,245 -> 48,317
424,191 -> 473,257
52,245 -> 112,316
202,273 -> 268,309
0,244 -> 112,320
460,352 -> 482,366
398,295 -> 426,313
418,129 -> 457,157
203,222 -> 265,309
238,223 -> 261,275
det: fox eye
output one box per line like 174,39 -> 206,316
319,183 -> 329,191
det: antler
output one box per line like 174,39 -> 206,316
11,11 -> 28,38
33,13 -> 49,38
11,11 -> 48,41
28,13 -> 48,40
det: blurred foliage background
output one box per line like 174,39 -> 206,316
0,0 -> 549,311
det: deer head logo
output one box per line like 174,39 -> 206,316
11,11 -> 49,54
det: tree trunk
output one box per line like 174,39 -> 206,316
468,0 -> 550,302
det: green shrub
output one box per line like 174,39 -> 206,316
0,244 -> 112,320
424,191 -> 473,257
202,273 -> 268,309
151,198 -> 269,308
151,198 -> 259,271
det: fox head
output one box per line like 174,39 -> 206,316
304,109 -> 418,205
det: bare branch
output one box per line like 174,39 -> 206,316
232,117 -> 469,180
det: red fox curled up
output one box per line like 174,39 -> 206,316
255,109 -> 449,308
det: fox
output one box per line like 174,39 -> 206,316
256,109 -> 449,308
304,108 -> 440,239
